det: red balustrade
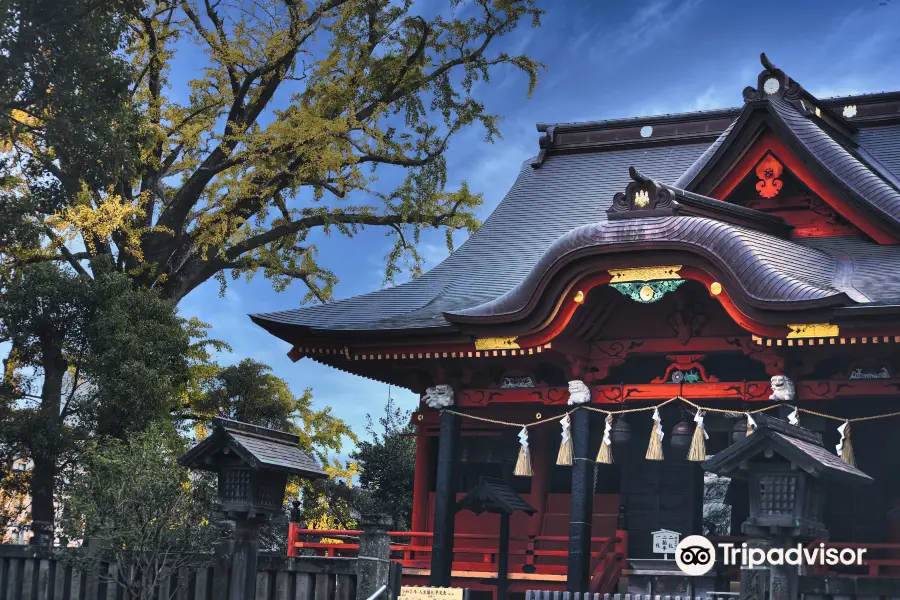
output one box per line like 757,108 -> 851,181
288,524 -> 626,592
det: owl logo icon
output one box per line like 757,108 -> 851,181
676,535 -> 716,576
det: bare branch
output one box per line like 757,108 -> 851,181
43,228 -> 93,279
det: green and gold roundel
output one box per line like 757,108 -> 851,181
610,280 -> 686,303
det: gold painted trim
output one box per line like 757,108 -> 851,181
474,336 -> 520,350
608,265 -> 682,283
786,323 -> 839,339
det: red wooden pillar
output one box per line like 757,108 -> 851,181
411,421 -> 431,536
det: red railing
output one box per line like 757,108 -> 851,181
288,524 -> 626,589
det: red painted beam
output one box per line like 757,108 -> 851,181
449,379 -> 900,407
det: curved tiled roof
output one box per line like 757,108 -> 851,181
769,98 -> 900,223
251,144 -> 709,333
448,216 -> 848,322
673,121 -> 735,188
251,109 -> 900,337
675,95 -> 900,231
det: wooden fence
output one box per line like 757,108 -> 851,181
0,544 -> 400,600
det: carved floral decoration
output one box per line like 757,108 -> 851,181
755,154 -> 784,199
611,280 -> 685,303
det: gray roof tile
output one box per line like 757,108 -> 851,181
229,432 -> 326,476
450,216 -> 846,320
252,145 -> 709,332
251,102 -> 900,335
770,98 -> 900,223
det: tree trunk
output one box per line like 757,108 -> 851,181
30,343 -> 67,531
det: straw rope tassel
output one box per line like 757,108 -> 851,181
746,413 -> 757,436
645,408 -> 664,461
557,413 -> 573,466
836,421 -> 856,467
596,414 -> 613,464
514,427 -> 533,477
687,410 -> 709,461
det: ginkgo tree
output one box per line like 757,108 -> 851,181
6,0 -> 543,302
1,0 -> 544,536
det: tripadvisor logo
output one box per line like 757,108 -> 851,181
675,535 -> 868,575
675,535 -> 716,576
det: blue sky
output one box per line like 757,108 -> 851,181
176,0 -> 900,453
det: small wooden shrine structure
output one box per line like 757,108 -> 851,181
457,478 -> 536,600
254,54 -> 900,596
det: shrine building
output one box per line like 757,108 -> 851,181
253,55 -> 900,597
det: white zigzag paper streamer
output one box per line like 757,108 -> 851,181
836,421 -> 848,456
694,410 -> 709,440
746,412 -> 757,431
652,408 -> 664,441
518,427 -> 529,453
602,416 -> 612,447
788,406 -> 799,425
560,414 -> 571,445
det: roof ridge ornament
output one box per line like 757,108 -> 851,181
608,167 -> 676,217
530,125 -> 555,168
743,53 -> 856,136
743,52 -> 804,104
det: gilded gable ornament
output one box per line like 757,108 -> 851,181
786,323 -> 839,338
608,167 -> 676,218
634,189 -> 650,208
474,336 -> 520,350
608,265 -> 682,283
755,154 -> 784,199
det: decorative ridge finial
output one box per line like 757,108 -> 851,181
609,167 -> 676,218
629,166 -> 652,184
530,125 -> 556,169
744,52 -> 801,104
744,53 -> 856,134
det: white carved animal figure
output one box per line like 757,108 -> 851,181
423,384 -> 455,409
769,375 -> 795,402
567,380 -> 591,405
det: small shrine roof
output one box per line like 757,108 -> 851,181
456,477 -> 537,516
180,417 -> 327,478
702,414 -> 872,486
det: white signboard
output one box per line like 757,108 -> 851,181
652,529 -> 681,559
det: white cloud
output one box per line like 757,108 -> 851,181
588,0 -> 704,63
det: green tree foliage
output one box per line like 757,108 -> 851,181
185,358 -> 356,462
0,0 -> 142,268
1,0 -> 543,535
60,425 -> 219,600
352,394 -> 416,528
4,0 -> 544,301
0,264 -> 192,526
